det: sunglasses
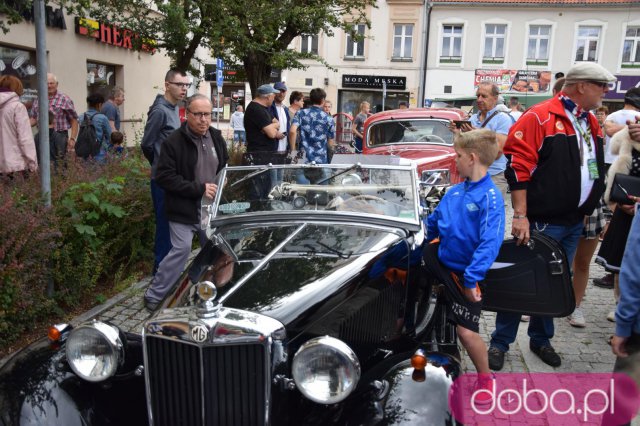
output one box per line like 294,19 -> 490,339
587,81 -> 608,89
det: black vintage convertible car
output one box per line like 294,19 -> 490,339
0,158 -> 574,425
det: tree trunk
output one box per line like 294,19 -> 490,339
244,51 -> 272,98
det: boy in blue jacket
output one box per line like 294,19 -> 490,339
423,128 -> 505,381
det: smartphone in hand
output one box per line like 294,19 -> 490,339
452,120 -> 471,129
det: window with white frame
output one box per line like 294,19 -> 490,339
441,24 -> 462,62
345,24 -> 365,58
527,25 -> 550,63
622,26 -> 640,66
483,24 -> 506,62
575,26 -> 601,62
393,24 -> 413,59
300,34 -> 318,55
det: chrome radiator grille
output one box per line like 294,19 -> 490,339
145,336 -> 267,426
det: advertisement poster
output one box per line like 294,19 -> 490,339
475,69 -> 552,93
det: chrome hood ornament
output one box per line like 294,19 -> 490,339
194,281 -> 220,318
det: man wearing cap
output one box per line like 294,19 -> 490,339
269,82 -> 290,154
244,83 -> 284,159
487,62 -> 615,370
244,84 -> 286,197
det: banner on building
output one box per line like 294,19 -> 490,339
475,69 -> 552,94
605,75 -> 640,100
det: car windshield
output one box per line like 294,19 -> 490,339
368,119 -> 453,146
205,163 -> 419,228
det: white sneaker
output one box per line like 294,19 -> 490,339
568,306 -> 586,328
607,311 -> 616,322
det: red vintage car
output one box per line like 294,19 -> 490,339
361,107 -> 467,184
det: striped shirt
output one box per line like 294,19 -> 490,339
30,91 -> 78,132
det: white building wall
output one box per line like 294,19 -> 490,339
425,4 -> 640,104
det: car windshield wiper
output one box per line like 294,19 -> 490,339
302,243 -> 352,259
316,163 -> 359,185
229,167 -> 271,188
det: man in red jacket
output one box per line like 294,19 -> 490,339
488,62 -> 615,370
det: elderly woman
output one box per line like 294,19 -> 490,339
0,75 -> 37,176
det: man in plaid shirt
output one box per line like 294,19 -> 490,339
30,73 -> 79,156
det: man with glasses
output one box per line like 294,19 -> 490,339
488,62 -> 615,370
144,94 -> 228,311
141,69 -> 190,275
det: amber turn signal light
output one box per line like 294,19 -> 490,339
48,326 -> 61,342
47,323 -> 70,342
411,349 -> 427,370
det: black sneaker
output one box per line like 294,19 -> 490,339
593,274 -> 614,289
144,297 -> 160,312
530,343 -> 561,367
488,346 -> 505,371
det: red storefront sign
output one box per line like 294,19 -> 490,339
74,17 -> 156,53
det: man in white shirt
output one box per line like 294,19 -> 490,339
269,81 -> 290,154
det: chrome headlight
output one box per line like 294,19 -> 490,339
65,321 -> 123,382
292,336 -> 360,404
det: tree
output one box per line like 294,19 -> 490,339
73,0 -> 375,95
1,0 -> 33,34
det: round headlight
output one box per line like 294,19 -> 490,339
65,321 -> 123,382
292,336 -> 360,404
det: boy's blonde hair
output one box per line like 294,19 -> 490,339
454,128 -> 499,167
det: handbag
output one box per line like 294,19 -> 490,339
610,173 -> 640,205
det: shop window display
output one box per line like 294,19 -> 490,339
87,61 -> 116,98
0,46 -> 38,106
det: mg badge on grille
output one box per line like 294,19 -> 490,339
191,325 -> 208,343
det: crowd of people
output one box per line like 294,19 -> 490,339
427,63 -> 639,414
0,72 -> 128,179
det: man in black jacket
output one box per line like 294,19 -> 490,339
144,94 -> 229,311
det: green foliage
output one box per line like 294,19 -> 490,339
73,0 -> 375,93
0,151 -> 154,346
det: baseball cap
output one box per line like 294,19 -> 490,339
256,84 -> 279,95
274,81 -> 288,92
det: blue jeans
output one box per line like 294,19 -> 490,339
354,136 -> 363,153
490,221 -> 583,351
150,179 -> 172,274
234,130 -> 246,144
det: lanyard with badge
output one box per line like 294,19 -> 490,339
568,113 -> 599,180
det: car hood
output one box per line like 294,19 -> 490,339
170,221 -> 410,337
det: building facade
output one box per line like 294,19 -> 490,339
424,0 -> 640,109
1,6 -> 172,140
283,0 -> 426,117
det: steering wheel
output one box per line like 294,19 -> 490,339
416,134 -> 446,144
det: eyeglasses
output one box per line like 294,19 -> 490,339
188,110 -> 212,119
168,82 -> 192,89
587,81 -> 608,89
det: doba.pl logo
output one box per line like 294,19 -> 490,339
449,373 -> 640,425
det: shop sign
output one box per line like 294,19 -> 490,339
475,69 -> 552,94
342,74 -> 406,90
605,75 -> 640,100
203,63 -> 247,83
74,17 -> 156,53
17,4 -> 67,30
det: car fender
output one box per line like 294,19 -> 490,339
376,353 -> 461,425
0,338 -> 147,426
